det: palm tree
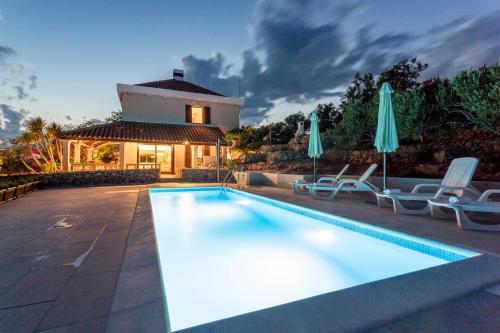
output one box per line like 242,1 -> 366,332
46,122 -> 63,170
17,132 -> 43,170
11,145 -> 37,173
26,117 -> 52,166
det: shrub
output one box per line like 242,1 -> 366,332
338,97 -> 378,145
450,64 -> 500,133
392,89 -> 424,142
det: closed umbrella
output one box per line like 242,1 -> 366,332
308,111 -> 323,183
374,82 -> 399,190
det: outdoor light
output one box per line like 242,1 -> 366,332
183,141 -> 189,145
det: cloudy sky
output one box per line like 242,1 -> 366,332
1,0 -> 499,141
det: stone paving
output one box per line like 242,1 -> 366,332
0,185 -> 142,332
0,183 -> 499,333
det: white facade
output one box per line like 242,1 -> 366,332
117,83 -> 243,132
62,77 -> 241,173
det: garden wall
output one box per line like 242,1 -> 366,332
40,169 -> 160,187
235,171 -> 500,192
236,135 -> 500,181
175,168 -> 233,182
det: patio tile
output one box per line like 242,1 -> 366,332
0,302 -> 52,333
367,291 -> 500,333
0,266 -> 74,309
121,241 -> 157,271
0,255 -> 45,288
38,271 -> 119,330
62,227 -> 105,244
0,234 -> 38,251
321,255 -> 500,332
105,298 -> 167,333
0,287 -> 8,297
127,227 -> 155,245
110,263 -> 163,313
0,249 -> 14,260
103,222 -> 132,233
36,317 -> 107,333
39,241 -> 93,267
9,234 -> 71,258
74,246 -> 125,276
94,231 -> 129,249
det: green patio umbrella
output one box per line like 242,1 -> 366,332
374,82 -> 399,190
308,111 -> 323,183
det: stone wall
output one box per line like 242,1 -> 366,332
235,137 -> 500,180
40,169 -> 160,187
236,171 -> 500,192
344,141 -> 500,180
175,168 -> 233,182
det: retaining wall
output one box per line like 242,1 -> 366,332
235,171 -> 500,192
175,168 -> 232,182
40,169 -> 160,187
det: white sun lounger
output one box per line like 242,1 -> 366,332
375,157 -> 481,217
290,164 -> 350,195
307,164 -> 379,200
428,190 -> 500,231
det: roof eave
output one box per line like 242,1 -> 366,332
117,83 -> 245,106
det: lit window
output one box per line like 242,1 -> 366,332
191,106 -> 203,124
138,144 -> 155,164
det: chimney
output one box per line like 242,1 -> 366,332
173,69 -> 184,81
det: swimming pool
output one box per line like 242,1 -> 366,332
149,187 -> 478,332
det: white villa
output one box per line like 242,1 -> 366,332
60,70 -> 244,174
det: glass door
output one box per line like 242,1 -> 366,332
156,145 -> 173,173
138,144 -> 156,169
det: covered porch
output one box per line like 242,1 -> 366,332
60,121 -> 230,174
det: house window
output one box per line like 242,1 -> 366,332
186,105 -> 211,124
191,106 -> 204,124
138,144 -> 156,164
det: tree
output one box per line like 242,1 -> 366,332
450,64 -> 500,133
46,122 -> 63,169
0,145 -> 33,174
16,117 -> 63,173
17,132 -> 43,170
105,110 -> 123,123
315,103 -> 341,132
338,97 -> 378,144
392,89 -> 424,142
340,72 -> 376,111
76,110 -> 122,129
26,117 -> 53,167
376,57 -> 428,92
283,111 -> 306,129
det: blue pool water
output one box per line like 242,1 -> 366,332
149,187 -> 478,331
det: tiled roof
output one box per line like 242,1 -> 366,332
135,79 -> 225,97
61,121 -> 228,145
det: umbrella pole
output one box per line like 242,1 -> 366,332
383,152 -> 387,190
313,157 -> 316,183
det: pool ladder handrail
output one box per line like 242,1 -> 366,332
221,168 -> 235,193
